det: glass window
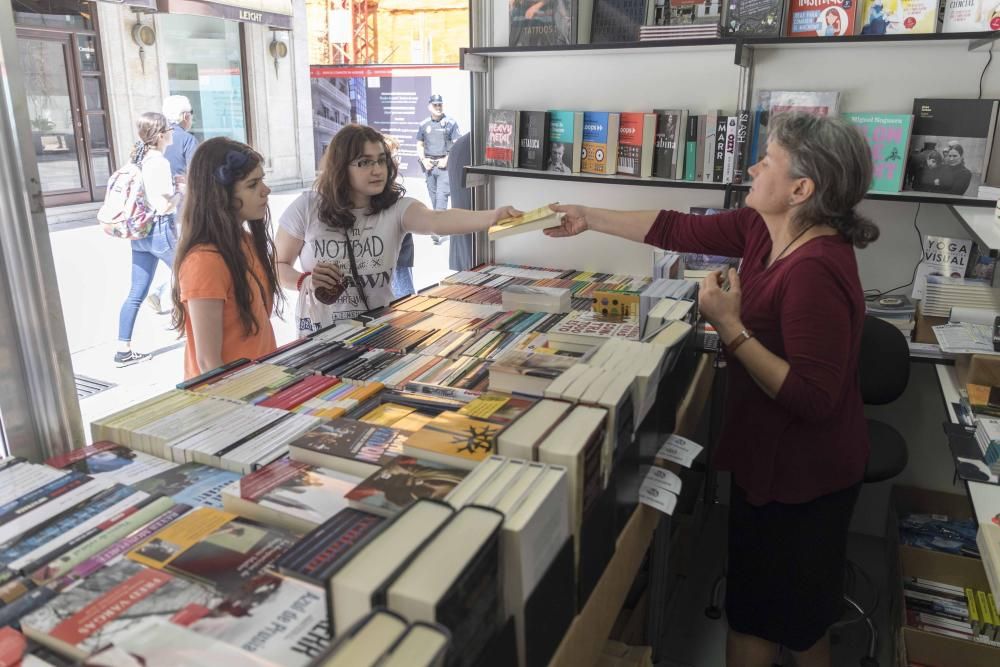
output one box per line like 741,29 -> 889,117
159,15 -> 247,144
76,35 -> 97,72
90,154 -> 111,187
13,0 -> 94,30
82,77 -> 102,111
86,115 -> 107,150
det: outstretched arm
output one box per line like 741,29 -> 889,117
402,201 -> 521,236
544,204 -> 660,243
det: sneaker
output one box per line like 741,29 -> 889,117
114,350 -> 152,367
146,293 -> 161,313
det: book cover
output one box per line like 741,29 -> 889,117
713,115 -> 729,183
787,0 -> 858,37
942,0 -> 1000,31
581,112 -> 619,175
21,560 -> 220,660
684,115 -> 699,181
403,412 -> 502,469
905,98 -> 999,197
133,463 -> 240,509
228,458 -> 356,532
45,441 -> 178,486
843,113 -> 913,192
617,112 -> 655,177
726,0 -> 785,35
288,419 -> 406,475
273,508 -> 386,587
518,111 -> 551,171
510,0 -> 577,46
359,403 -> 416,427
346,456 -> 468,517
485,110 -> 519,168
547,110 -> 583,173
488,205 -> 562,239
858,0 -> 939,33
459,393 -> 538,425
652,111 -> 683,179
591,0 -> 647,43
733,109 -> 751,183
127,507 -> 238,571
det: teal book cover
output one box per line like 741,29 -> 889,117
843,113 -> 913,193
548,110 -> 579,173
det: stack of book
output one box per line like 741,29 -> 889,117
866,294 -> 916,339
638,23 -> 723,41
902,576 -> 1000,646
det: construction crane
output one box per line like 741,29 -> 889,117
350,0 -> 378,65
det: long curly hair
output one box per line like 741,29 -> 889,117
315,124 -> 404,232
171,137 -> 283,337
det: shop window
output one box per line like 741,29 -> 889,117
159,14 -> 248,143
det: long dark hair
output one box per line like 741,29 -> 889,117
315,124 -> 405,228
768,112 -> 880,249
171,137 -> 283,337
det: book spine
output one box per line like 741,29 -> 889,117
734,110 -> 751,184
683,116 -> 698,181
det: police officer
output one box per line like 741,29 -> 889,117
416,94 -> 460,244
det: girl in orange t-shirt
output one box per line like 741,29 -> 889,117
171,138 -> 283,379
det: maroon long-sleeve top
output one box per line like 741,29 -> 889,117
646,207 -> 869,505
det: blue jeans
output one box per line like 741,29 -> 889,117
117,215 -> 177,342
391,266 -> 415,298
425,166 -> 450,210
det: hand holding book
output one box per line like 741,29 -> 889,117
543,203 -> 588,238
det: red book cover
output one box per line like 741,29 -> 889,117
45,441 -> 118,469
786,0 -> 858,37
239,458 -> 311,501
617,112 -> 646,176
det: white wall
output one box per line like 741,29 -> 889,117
480,0 -> 1000,534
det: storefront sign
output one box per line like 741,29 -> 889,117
156,0 -> 293,29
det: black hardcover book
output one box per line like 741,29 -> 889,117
510,0 -> 577,47
522,538 -> 575,667
726,0 -> 784,36
733,109 -> 751,184
576,480 -> 616,610
518,111 -> 551,171
652,112 -> 680,179
713,115 -> 729,183
274,509 -> 386,588
591,0 -> 646,43
475,615 -> 518,667
905,98 -> 1000,197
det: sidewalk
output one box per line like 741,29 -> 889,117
53,177 -> 453,437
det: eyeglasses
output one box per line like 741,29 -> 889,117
351,155 -> 388,170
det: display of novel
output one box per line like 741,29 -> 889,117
484,110 -> 519,167
786,0 -> 858,36
843,113 -> 913,192
402,412 -> 502,470
726,0 -> 785,35
942,0 -> 1000,31
287,419 -> 406,478
581,112 -> 620,175
652,110 -> 686,180
132,462 -> 240,509
617,112 -> 656,178
590,0 -> 647,42
548,110 -> 584,173
858,0 -> 939,33
509,0 -> 578,47
517,111 -> 551,171
45,441 -> 177,486
669,0 -> 724,23
272,508 -> 385,588
904,98 -> 999,197
345,456 -> 468,517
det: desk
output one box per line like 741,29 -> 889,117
547,352 -> 716,667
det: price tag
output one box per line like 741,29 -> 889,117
656,434 -> 703,468
638,483 -> 677,516
642,465 -> 682,496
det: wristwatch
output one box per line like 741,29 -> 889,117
726,328 -> 754,354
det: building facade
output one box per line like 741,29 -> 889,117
13,0 -> 315,207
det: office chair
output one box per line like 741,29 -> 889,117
704,316 -> 910,667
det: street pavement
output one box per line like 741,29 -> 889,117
52,177 -> 454,437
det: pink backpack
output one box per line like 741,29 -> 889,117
97,162 -> 155,240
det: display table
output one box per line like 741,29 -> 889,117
548,352 -> 716,667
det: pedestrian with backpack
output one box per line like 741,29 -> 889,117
112,112 -> 180,366
172,138 -> 282,380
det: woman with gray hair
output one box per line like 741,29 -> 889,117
547,112 -> 878,667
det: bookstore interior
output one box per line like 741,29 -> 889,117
8,0 -> 1000,666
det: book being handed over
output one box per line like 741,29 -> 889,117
488,205 -> 563,239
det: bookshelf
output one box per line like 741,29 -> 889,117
949,206 -> 1000,257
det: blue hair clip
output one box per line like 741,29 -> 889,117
214,150 -> 251,186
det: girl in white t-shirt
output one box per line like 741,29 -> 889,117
115,112 -> 181,366
276,124 -> 519,335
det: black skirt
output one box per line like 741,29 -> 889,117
725,481 -> 861,651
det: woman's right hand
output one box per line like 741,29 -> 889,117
311,262 -> 344,292
544,204 -> 590,237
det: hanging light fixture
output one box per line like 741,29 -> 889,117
130,9 -> 157,75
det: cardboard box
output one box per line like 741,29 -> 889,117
956,354 -> 1000,389
914,303 -> 947,345
889,485 -> 1000,666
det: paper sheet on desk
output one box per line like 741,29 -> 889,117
933,307 -> 1000,354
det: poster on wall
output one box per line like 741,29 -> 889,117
309,65 -> 469,175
